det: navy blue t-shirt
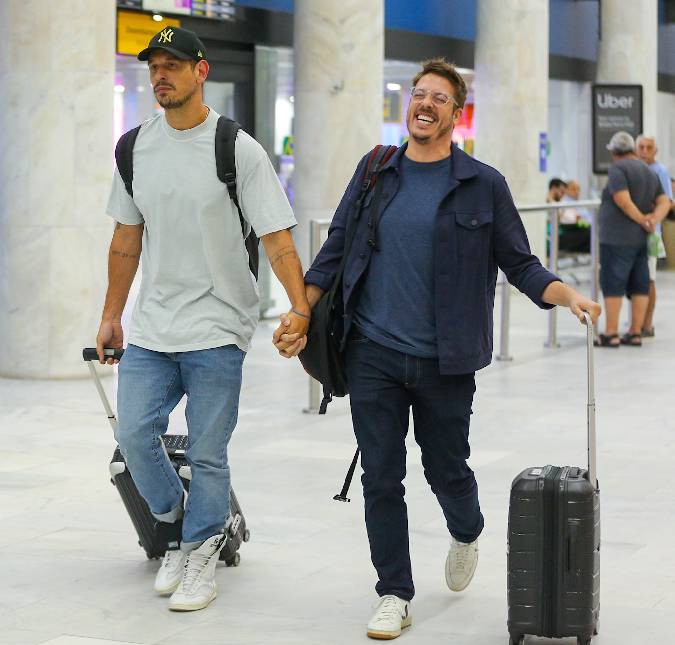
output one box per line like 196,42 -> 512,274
353,153 -> 452,357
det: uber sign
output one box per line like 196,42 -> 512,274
592,84 -> 643,174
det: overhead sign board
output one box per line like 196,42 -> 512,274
117,10 -> 181,56
592,84 -> 643,174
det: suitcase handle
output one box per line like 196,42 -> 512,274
83,347 -> 125,362
583,312 -> 598,490
82,347 -> 120,432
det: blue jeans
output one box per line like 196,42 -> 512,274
116,344 -> 245,548
345,330 -> 484,601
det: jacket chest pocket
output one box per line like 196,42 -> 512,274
454,210 -> 493,286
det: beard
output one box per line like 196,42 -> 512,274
409,120 -> 454,144
155,85 -> 197,110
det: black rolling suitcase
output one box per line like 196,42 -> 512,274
83,347 -> 250,565
507,313 -> 600,645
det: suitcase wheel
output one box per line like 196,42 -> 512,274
508,635 -> 523,645
225,552 -> 241,567
243,529 -> 251,543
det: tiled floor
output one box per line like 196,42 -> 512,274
2,272 -> 674,645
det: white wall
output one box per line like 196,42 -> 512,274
656,91 -> 675,177
547,80 -> 594,197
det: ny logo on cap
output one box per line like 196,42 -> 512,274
158,28 -> 174,44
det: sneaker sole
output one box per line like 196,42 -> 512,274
445,555 -> 478,592
367,617 -> 412,640
154,579 -> 181,596
168,589 -> 217,612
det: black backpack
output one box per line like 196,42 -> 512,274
114,116 -> 260,279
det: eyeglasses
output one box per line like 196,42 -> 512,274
409,86 -> 457,107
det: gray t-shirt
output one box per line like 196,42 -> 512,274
106,108 -> 296,353
598,158 -> 663,246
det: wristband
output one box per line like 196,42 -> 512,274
291,308 -> 311,320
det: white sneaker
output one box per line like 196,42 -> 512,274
168,534 -> 226,612
154,549 -> 186,595
445,537 -> 479,592
367,595 -> 412,640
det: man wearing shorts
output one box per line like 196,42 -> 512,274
596,132 -> 670,347
636,134 -> 674,337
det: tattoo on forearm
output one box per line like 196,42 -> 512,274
270,245 -> 298,267
111,250 -> 139,259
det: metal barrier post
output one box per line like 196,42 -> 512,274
304,219 -> 327,414
545,206 -> 560,348
590,207 -> 600,303
496,271 -> 513,361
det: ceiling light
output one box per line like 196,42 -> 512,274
114,84 -> 125,93
386,83 -> 401,92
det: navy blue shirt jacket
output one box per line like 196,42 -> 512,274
305,143 -> 561,375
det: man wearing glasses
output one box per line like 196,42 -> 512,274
278,59 -> 600,639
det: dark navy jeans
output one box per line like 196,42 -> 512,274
345,330 -> 484,601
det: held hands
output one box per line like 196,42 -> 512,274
640,215 -> 655,233
272,309 -> 310,358
96,320 -> 124,364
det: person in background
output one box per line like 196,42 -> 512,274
559,179 -> 591,253
595,132 -> 670,348
636,134 -> 674,337
546,177 -> 567,203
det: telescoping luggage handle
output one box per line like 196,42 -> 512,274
583,312 -> 598,491
82,348 -> 124,432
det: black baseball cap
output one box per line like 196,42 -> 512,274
138,27 -> 207,62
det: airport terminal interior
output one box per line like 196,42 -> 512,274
1,1 -> 675,644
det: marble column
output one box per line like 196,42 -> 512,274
0,0 -> 116,378
293,0 -> 384,266
597,0 -> 658,137
473,0 -> 549,261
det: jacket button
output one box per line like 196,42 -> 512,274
471,219 -> 478,226
345,281 -> 351,288
359,252 -> 366,259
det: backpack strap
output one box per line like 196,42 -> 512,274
114,125 -> 142,198
319,145 -> 398,414
215,116 -> 259,279
364,144 -> 397,250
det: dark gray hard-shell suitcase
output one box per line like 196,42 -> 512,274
83,348 -> 250,565
507,313 -> 600,645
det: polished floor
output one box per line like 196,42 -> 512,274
2,271 -> 674,645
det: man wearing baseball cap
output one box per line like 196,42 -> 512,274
98,27 -> 310,611
595,131 -> 671,347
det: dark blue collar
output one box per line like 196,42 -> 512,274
382,141 -> 479,181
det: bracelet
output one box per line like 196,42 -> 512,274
291,308 -> 311,320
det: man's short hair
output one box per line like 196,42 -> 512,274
549,178 -> 567,190
636,134 -> 657,146
606,131 -> 635,154
412,58 -> 468,109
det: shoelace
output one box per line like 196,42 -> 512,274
163,550 -> 183,569
372,596 -> 403,624
451,542 -> 471,571
181,551 -> 210,592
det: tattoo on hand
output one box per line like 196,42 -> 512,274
270,245 -> 298,267
111,250 -> 139,259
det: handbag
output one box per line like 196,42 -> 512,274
299,144 -> 396,413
